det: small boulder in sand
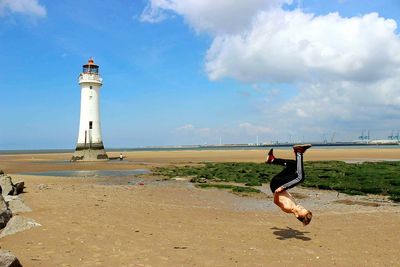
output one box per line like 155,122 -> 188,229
0,176 -> 14,196
0,173 -> 25,196
4,196 -> 31,214
13,182 -> 24,195
0,249 -> 22,267
0,216 -> 40,238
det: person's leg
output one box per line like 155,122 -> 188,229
271,158 -> 296,168
279,152 -> 304,190
269,167 -> 297,193
267,146 -> 310,192
266,148 -> 296,168
267,148 -> 299,192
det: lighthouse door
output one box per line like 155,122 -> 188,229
89,121 -> 93,148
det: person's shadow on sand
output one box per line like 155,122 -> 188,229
270,227 -> 311,241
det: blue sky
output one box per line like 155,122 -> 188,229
0,0 -> 399,149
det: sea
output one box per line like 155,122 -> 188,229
0,144 -> 399,155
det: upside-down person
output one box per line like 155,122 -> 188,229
266,144 -> 313,225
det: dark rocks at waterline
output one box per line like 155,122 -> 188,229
0,249 -> 22,267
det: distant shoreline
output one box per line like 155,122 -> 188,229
0,143 -> 399,155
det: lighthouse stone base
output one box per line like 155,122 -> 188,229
71,145 -> 108,162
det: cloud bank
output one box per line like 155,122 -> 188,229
0,0 -> 46,17
142,0 -> 400,141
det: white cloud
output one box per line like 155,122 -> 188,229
259,77 -> 400,140
206,11 -> 400,83
140,0 -> 293,34
142,1 -> 400,140
0,0 -> 46,17
140,1 -> 168,23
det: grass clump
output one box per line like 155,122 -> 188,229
154,162 -> 280,183
302,161 -> 400,201
153,161 -> 400,201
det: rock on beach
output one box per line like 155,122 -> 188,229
0,195 -> 12,229
0,249 -> 22,267
0,216 -> 41,238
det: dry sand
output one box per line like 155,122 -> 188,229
0,148 -> 399,266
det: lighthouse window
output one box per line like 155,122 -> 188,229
89,121 -> 93,129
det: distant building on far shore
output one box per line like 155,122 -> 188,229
71,58 -> 108,161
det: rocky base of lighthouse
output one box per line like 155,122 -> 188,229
71,150 -> 109,161
71,145 -> 109,162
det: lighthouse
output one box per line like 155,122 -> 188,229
71,58 -> 108,161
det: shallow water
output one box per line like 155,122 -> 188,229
27,159 -> 135,165
19,169 -> 150,178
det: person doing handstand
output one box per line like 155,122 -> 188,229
266,144 -> 313,226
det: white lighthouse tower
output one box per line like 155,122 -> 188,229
72,58 -> 108,161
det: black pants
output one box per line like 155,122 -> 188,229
270,153 -> 305,193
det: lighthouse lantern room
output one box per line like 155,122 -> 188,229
71,58 -> 108,161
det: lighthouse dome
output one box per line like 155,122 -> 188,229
82,57 -> 99,74
79,57 -> 102,85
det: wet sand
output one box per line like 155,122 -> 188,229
0,148 -> 399,266
1,147 -> 400,173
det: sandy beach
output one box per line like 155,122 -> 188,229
0,148 -> 399,266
